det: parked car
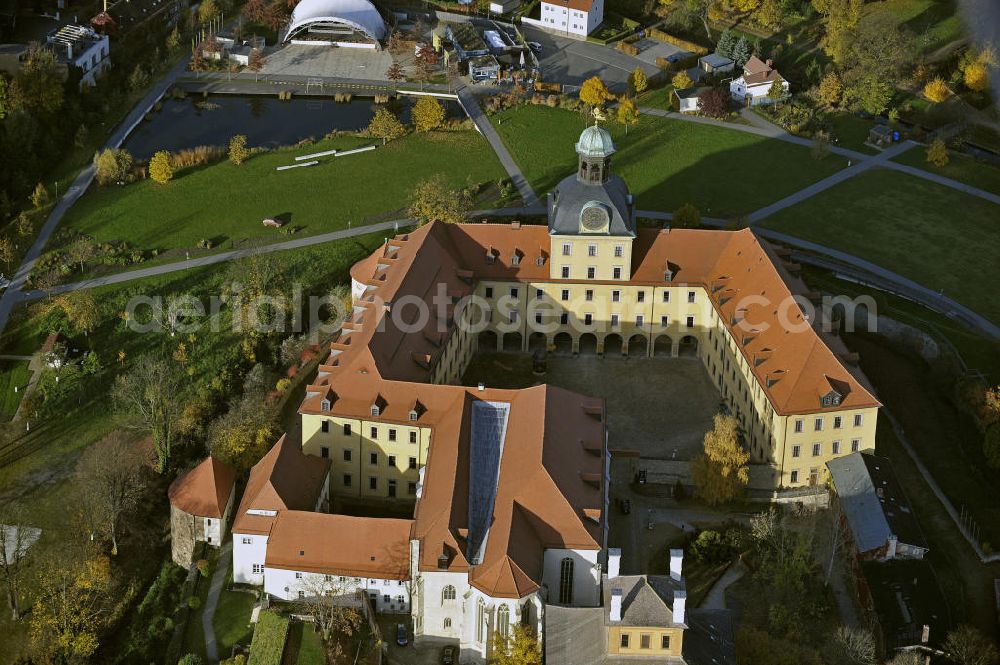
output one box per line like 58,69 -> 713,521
527,41 -> 542,53
396,624 -> 408,647
442,645 -> 457,664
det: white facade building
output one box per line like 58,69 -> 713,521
46,25 -> 110,87
537,0 -> 603,38
729,55 -> 789,106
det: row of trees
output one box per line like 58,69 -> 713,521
366,97 -> 449,145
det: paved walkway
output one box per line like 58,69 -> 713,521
458,87 -> 541,208
0,55 -> 193,335
640,106 -> 1000,204
203,539 -> 233,662
700,559 -> 747,610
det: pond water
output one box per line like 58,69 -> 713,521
124,94 -> 465,159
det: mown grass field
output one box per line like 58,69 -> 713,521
760,168 -> 1000,325
893,147 -> 1000,195
52,130 -> 505,258
0,360 -> 31,420
490,105 -> 843,218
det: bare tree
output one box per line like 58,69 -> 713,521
835,626 -> 877,665
944,625 -> 1000,665
76,431 -> 149,556
0,504 -> 35,620
112,357 -> 182,473
294,576 -> 363,657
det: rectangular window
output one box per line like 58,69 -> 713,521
296,572 -> 303,579
370,426 -> 378,439
640,634 -> 651,649
613,266 -> 622,279
636,315 -> 644,327
794,419 -> 804,433
369,477 -> 377,490
562,243 -> 571,256
252,564 -> 263,574
620,634 -> 630,648
320,446 -> 329,458
611,314 -> 620,328
637,291 -> 645,303
851,439 -> 861,452
854,414 -> 864,427
686,316 -> 694,328
790,470 -> 799,483
242,537 -> 252,544
812,443 -> 822,457
510,287 -> 518,298
832,440 -> 841,454
660,315 -> 669,327
388,454 -> 396,467
535,312 -> 543,324
833,416 -> 843,429
321,421 -> 330,433
369,452 -> 378,465
792,444 -> 801,458
584,313 -> 593,326
408,481 -> 417,494
662,291 -> 670,303
409,456 -> 417,469
661,635 -> 671,649
343,449 -> 352,462
388,429 -> 397,441
612,290 -> 621,302
688,291 -> 696,303
343,423 -> 352,436
615,244 -> 624,257
587,266 -> 596,279
814,418 -> 824,431
485,286 -> 493,298
535,288 -> 543,299
561,289 -> 570,301
343,474 -> 352,487
587,244 -> 597,257
409,431 -> 417,444
388,480 -> 397,497
561,266 -> 570,279
585,289 -> 594,301
560,313 -> 569,325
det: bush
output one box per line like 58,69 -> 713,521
672,71 -> 693,90
149,150 -> 174,184
172,145 -> 226,169
534,81 -> 561,93
926,138 -> 949,167
923,78 -> 950,103
673,203 -> 701,228
698,87 -> 730,118
616,41 -> 639,56
179,655 -> 205,665
187,595 -> 201,610
690,529 -> 734,564
196,559 -> 210,577
275,378 -> 291,393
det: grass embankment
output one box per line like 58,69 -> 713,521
491,104 -> 843,218
0,360 -> 31,420
248,610 -> 290,665
0,235 -> 383,662
50,129 -> 506,261
760,168 -> 1000,325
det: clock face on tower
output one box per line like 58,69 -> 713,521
580,202 -> 610,232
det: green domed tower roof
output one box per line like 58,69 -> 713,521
575,122 -> 616,158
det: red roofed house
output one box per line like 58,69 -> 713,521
730,56 -> 789,106
168,456 -> 237,566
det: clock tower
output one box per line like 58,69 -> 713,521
547,123 -> 636,281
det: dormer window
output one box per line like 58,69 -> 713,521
320,399 -> 331,412
821,390 -> 842,407
511,254 -> 521,266
409,410 -> 418,421
371,405 -> 380,417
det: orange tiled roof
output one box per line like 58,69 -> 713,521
232,435 -> 331,536
168,456 -> 236,519
265,511 -> 414,580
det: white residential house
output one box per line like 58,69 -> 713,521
46,24 -> 110,87
168,456 -> 237,566
537,0 -> 603,38
729,56 -> 789,106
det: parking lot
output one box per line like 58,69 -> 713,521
462,352 -> 720,460
521,25 -> 662,92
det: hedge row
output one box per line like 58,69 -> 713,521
647,28 -> 708,55
247,611 -> 290,665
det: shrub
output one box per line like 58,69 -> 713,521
413,97 -> 446,132
698,87 -> 730,118
616,41 -> 639,56
275,378 -> 291,393
647,28 -> 708,55
534,81 -> 561,93
149,151 -> 174,184
196,559 -> 210,577
926,138 -> 949,167
923,78 -> 949,103
187,595 -> 201,610
672,71 -> 693,90
673,203 -> 700,228
690,529 -> 734,564
229,135 -> 250,165
173,145 -> 226,169
197,238 -> 213,249
964,61 -> 989,92
179,654 -> 205,665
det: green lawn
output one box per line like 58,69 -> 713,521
215,583 -> 257,658
759,168 -> 1000,325
248,610 -> 290,665
893,148 -> 1000,196
491,105 -> 843,218
283,621 -> 327,665
827,114 -> 880,155
50,129 -> 505,262
868,0 -> 963,55
0,360 -> 31,420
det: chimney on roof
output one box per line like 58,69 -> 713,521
669,549 -> 683,581
610,588 -> 623,622
607,548 -> 621,579
477,382 -> 485,392
672,589 -> 687,625
886,534 -> 898,560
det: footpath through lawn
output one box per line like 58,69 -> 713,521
760,168 -> 1000,325
490,104 -> 844,219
